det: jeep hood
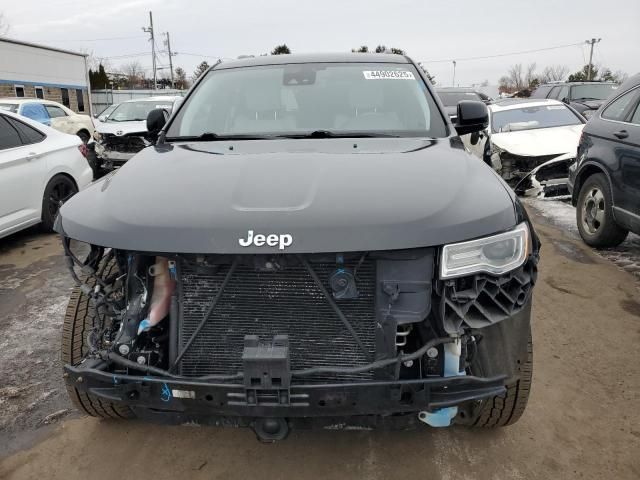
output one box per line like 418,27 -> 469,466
58,138 -> 517,253
491,124 -> 584,157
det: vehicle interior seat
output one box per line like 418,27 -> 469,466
232,86 -> 296,133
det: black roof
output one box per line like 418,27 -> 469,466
537,81 -> 618,87
215,52 -> 410,70
493,98 -> 554,106
435,87 -> 479,92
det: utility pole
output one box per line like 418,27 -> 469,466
164,32 -> 175,89
142,11 -> 157,90
452,60 -> 457,87
585,38 -> 601,81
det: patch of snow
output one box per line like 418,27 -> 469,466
524,198 -> 640,280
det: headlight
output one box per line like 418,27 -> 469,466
93,131 -> 102,141
440,223 -> 530,279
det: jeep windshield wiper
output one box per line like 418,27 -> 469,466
278,130 -> 400,139
164,132 -> 275,142
572,97 -> 600,102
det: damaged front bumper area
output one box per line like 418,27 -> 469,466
64,361 -> 507,423
94,133 -> 150,169
491,149 -> 574,197
59,229 -> 537,437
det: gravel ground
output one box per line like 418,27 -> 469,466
0,228 -> 84,455
1,211 -> 639,479
524,197 -> 640,280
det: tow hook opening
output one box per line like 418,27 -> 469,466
253,418 -> 290,442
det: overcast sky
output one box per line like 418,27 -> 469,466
3,0 -> 639,86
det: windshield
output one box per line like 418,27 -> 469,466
108,101 -> 173,122
492,104 -> 582,133
437,91 -> 482,106
166,62 -> 447,139
100,104 -> 118,117
571,83 -> 618,101
0,103 -> 19,113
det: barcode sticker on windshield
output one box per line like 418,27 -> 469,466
363,70 -> 415,80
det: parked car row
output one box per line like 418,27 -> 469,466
437,77 -> 640,249
530,81 -> 619,119
0,110 -> 93,239
0,98 -> 95,143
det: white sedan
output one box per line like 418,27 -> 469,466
0,110 -> 93,239
0,98 -> 95,143
464,99 -> 585,197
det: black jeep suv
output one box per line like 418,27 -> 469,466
56,53 -> 539,441
569,73 -> 640,247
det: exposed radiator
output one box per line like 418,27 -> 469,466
178,257 -> 377,383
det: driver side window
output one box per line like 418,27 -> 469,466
601,88 -> 640,122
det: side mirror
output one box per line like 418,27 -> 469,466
454,100 -> 488,136
146,108 -> 168,140
562,97 -> 570,104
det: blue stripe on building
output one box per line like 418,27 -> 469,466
0,79 -> 87,90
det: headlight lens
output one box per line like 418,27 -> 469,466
93,131 -> 102,141
440,223 -> 530,279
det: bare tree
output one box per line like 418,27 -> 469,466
121,61 -> 144,88
174,67 -> 189,89
498,75 -> 513,94
508,64 -> 524,90
524,63 -> 537,87
612,70 -> 629,84
541,65 -> 569,83
0,12 -> 10,36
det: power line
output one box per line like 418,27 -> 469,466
420,42 -> 585,64
101,52 -> 150,59
176,52 -> 221,59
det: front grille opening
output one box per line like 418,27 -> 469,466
178,256 -> 377,383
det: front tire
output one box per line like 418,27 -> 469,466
576,173 -> 628,248
470,332 -> 533,427
41,174 -> 78,231
62,259 -> 134,419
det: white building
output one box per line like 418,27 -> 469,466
0,38 -> 91,114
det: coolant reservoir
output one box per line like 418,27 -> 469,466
138,257 -> 176,334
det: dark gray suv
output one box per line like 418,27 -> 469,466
56,53 -> 539,441
569,73 -> 640,247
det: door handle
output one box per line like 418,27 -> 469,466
26,152 -> 40,161
613,130 -> 629,139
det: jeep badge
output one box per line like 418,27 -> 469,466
238,230 -> 293,250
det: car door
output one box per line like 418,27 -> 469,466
0,114 -> 47,234
618,96 -> 640,217
44,104 -> 74,134
596,86 -> 640,218
19,102 -> 51,126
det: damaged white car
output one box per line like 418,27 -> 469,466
466,99 -> 585,197
93,96 -> 180,170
